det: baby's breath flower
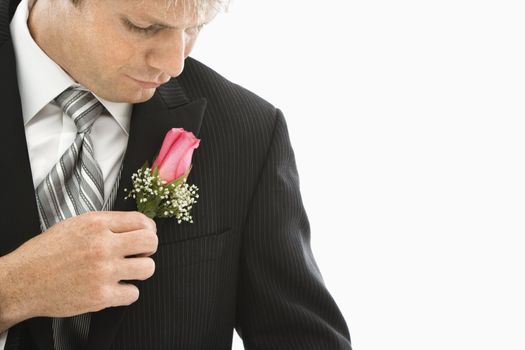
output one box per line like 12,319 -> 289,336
124,162 -> 199,223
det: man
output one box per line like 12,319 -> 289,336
0,0 -> 352,348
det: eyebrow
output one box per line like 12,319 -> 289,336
134,14 -> 209,30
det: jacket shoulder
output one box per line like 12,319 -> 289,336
178,56 -> 277,122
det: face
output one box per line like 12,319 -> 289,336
28,0 -> 218,103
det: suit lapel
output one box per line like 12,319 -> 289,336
0,2 -> 207,347
0,27 -> 43,256
105,85 -> 207,216
1,2 -> 57,348
86,85 -> 207,350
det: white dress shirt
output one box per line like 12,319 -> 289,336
0,0 -> 132,347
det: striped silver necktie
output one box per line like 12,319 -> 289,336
36,86 -> 105,229
34,86 -> 123,350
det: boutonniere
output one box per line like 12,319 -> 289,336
124,128 -> 200,223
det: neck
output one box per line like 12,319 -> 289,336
27,0 -> 48,52
27,1 -> 75,81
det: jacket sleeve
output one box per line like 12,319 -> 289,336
234,108 -> 352,349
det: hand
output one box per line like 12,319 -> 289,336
0,211 -> 158,326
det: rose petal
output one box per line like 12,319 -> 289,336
174,138 -> 200,180
152,128 -> 184,171
158,132 -> 200,182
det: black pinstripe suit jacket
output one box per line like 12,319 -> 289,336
0,0 -> 352,348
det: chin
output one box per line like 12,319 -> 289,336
127,89 -> 156,104
104,87 -> 156,104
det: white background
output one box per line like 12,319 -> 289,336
191,1 -> 525,349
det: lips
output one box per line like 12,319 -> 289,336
128,75 -> 164,88
138,78 -> 162,85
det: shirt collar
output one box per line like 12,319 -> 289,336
9,0 -> 131,135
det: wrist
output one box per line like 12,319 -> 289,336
0,253 -> 30,331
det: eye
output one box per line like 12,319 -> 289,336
123,18 -> 158,35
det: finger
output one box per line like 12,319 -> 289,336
114,228 -> 158,257
103,211 -> 156,233
111,282 -> 140,307
115,257 -> 156,281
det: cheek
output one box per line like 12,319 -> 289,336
86,24 -> 138,71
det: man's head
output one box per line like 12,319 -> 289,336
28,0 -> 228,103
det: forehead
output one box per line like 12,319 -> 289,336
117,0 -> 218,25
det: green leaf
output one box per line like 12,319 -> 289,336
138,162 -> 149,175
152,165 -> 159,178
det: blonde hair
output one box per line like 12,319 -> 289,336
165,0 -> 231,22
71,0 -> 231,22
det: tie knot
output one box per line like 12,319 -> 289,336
55,86 -> 105,133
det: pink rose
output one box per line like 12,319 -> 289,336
152,128 -> 200,183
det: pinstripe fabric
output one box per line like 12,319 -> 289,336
52,315 -> 90,350
102,58 -> 352,350
1,0 -> 352,347
0,0 -> 12,43
3,326 -> 21,350
102,161 -> 123,211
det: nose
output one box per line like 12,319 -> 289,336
146,32 -> 187,78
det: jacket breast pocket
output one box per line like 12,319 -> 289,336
152,226 -> 234,270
